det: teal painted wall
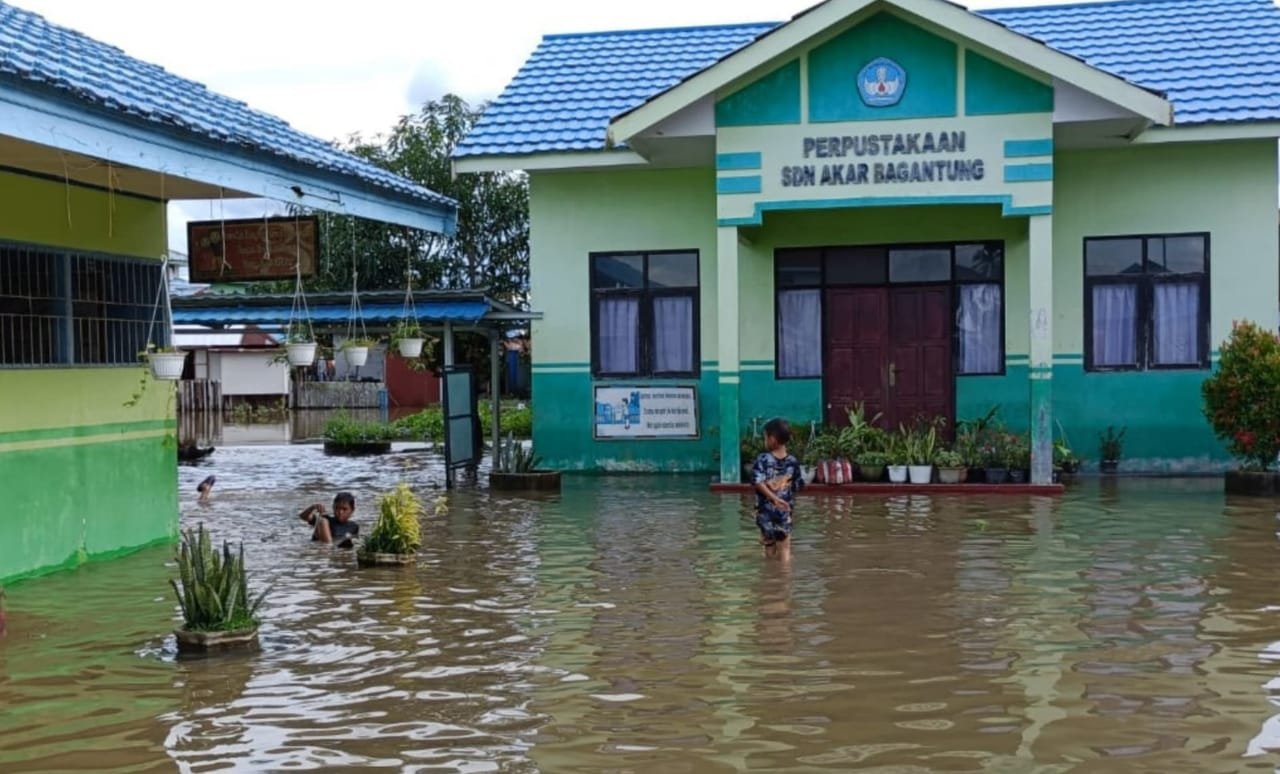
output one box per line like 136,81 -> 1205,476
965,51 -> 1054,116
808,13 -> 957,122
716,60 -> 802,127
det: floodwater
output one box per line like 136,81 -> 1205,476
4,450 -> 1280,772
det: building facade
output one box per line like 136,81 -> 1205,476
456,0 -> 1280,482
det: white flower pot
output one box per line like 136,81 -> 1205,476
887,465 -> 908,483
345,346 -> 369,368
286,342 -> 317,367
801,465 -> 817,485
147,351 -> 186,380
397,338 -> 425,358
908,465 -> 934,484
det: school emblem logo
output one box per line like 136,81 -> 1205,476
858,57 -> 906,107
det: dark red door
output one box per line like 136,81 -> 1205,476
824,287 -> 890,427
888,286 -> 953,430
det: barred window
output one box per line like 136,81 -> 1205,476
0,244 -> 166,367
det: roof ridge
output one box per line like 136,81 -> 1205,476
542,20 -> 779,42
980,0 -> 1264,16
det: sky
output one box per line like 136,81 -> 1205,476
12,0 -> 1115,248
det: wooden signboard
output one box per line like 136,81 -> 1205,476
187,216 -> 319,283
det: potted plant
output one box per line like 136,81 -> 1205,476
284,326 -> 317,367
323,413 -> 395,455
886,430 -> 910,484
391,318 -> 427,359
1007,434 -> 1031,483
935,449 -> 967,484
358,483 -> 423,567
1054,433 -> 1080,483
170,525 -> 267,655
799,425 -> 829,485
740,429 -> 766,483
1099,425 -> 1125,474
141,344 -> 187,381
1203,322 -> 1280,495
906,423 -> 938,484
490,434 -> 562,492
859,451 -> 889,482
340,337 -> 377,368
983,432 -> 1010,484
957,406 -> 1001,483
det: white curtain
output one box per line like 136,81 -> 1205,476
1092,284 -> 1138,367
653,295 -> 694,373
777,289 -> 821,378
1153,282 -> 1200,365
598,297 -> 639,373
956,284 -> 1001,374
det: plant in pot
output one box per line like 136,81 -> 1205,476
340,337 -> 377,369
983,432 -> 1011,484
491,433 -> 562,491
906,423 -> 938,484
323,412 -> 395,456
284,326 -> 317,367
740,429 -> 767,483
358,483 -> 423,567
1006,434 -> 1032,483
1202,321 -> 1280,494
799,427 -> 829,485
170,525 -> 267,655
1098,425 -> 1126,474
935,449 -> 967,484
858,451 -> 890,482
886,429 -> 911,484
140,344 -> 187,381
390,318 -> 427,359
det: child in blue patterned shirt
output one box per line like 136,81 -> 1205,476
753,417 -> 803,560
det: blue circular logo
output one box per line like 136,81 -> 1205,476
858,57 -> 907,107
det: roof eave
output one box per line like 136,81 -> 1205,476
452,149 -> 647,174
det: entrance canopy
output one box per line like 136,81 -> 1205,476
0,3 -> 457,233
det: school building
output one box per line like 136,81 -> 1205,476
0,3 -> 455,584
455,0 -> 1280,483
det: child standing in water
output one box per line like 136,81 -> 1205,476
299,492 -> 359,549
753,418 -> 803,560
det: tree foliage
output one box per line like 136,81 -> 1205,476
1202,321 -> 1280,469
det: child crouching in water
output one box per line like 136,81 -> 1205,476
299,492 -> 359,549
753,418 -> 803,560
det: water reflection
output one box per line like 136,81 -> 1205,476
2,452 -> 1280,771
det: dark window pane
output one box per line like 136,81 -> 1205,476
889,248 -> 951,283
1162,236 -> 1206,274
647,252 -> 698,288
776,250 -> 821,287
955,244 -> 1003,280
1086,239 -> 1143,276
825,247 -> 886,285
592,255 -> 644,289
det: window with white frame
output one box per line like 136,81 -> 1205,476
1084,234 -> 1209,371
590,251 -> 699,378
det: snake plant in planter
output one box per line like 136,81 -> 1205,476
358,483 -> 423,566
490,433 -> 561,492
170,525 -> 267,654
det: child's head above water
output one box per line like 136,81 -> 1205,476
333,492 -> 356,522
763,418 -> 791,451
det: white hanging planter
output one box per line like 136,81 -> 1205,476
148,351 -> 186,380
286,342 -> 318,367
345,346 -> 370,368
397,338 -> 425,358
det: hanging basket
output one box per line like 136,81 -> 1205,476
397,338 -> 425,359
286,342 -> 318,367
344,346 -> 370,368
148,351 -> 186,380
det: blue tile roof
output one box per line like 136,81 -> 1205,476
455,0 -> 1280,158
0,2 -> 454,209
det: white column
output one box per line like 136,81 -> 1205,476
442,320 -> 455,367
717,226 -> 741,484
1028,214 -> 1054,485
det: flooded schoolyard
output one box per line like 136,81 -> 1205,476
4,442 -> 1280,772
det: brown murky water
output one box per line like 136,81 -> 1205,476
4,447 -> 1280,772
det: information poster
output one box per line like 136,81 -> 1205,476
593,386 -> 699,439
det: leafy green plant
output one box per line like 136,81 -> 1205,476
390,318 -> 424,345
804,429 -> 840,466
1203,321 -> 1280,470
1003,433 -> 1031,469
170,525 -> 267,633
895,422 -> 938,465
740,430 -> 767,466
860,451 -> 891,467
496,433 -> 541,473
935,449 -> 964,468
1099,425 -> 1126,462
361,483 -> 423,556
324,412 -> 398,444
340,337 -> 377,350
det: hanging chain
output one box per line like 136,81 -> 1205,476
286,212 -> 314,342
347,217 -> 367,342
401,227 -> 418,324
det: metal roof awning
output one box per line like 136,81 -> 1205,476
171,290 -> 540,330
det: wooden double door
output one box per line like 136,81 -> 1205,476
824,285 -> 953,430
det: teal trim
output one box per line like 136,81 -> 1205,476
718,195 -> 1052,226
1004,139 -> 1054,158
809,13 -> 957,123
1004,163 -> 1054,183
715,60 -> 801,127
716,152 -> 762,171
965,50 -> 1054,116
717,175 -> 763,195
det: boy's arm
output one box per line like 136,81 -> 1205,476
298,504 -> 323,525
752,455 -> 791,510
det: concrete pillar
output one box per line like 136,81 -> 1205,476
442,321 -> 455,367
717,226 -> 741,484
1028,214 -> 1054,485
490,331 -> 502,466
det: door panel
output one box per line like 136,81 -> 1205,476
889,286 -> 953,431
824,288 -> 889,427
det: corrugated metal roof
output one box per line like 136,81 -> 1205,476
455,0 -> 1280,158
0,2 -> 454,209
172,300 -> 493,327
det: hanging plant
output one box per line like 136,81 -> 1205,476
142,344 -> 187,381
392,228 -> 426,360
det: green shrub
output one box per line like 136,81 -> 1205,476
170,525 -> 267,633
1203,321 -> 1280,469
361,483 -> 423,556
496,434 -> 541,472
324,413 -> 398,444
392,403 -> 532,444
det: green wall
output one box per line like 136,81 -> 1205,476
0,172 -> 174,584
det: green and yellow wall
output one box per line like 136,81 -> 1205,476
0,170 -> 176,584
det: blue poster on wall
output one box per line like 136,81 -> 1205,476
593,386 -> 698,439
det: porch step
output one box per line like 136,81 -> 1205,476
710,482 -> 1065,496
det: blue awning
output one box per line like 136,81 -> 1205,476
173,300 -> 491,327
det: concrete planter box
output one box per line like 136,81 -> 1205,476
357,552 -> 418,567
1225,470 -> 1280,496
490,471 -> 562,492
323,441 -> 392,456
174,627 -> 259,655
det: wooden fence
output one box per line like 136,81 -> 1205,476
178,379 -> 222,412
293,382 -> 385,410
